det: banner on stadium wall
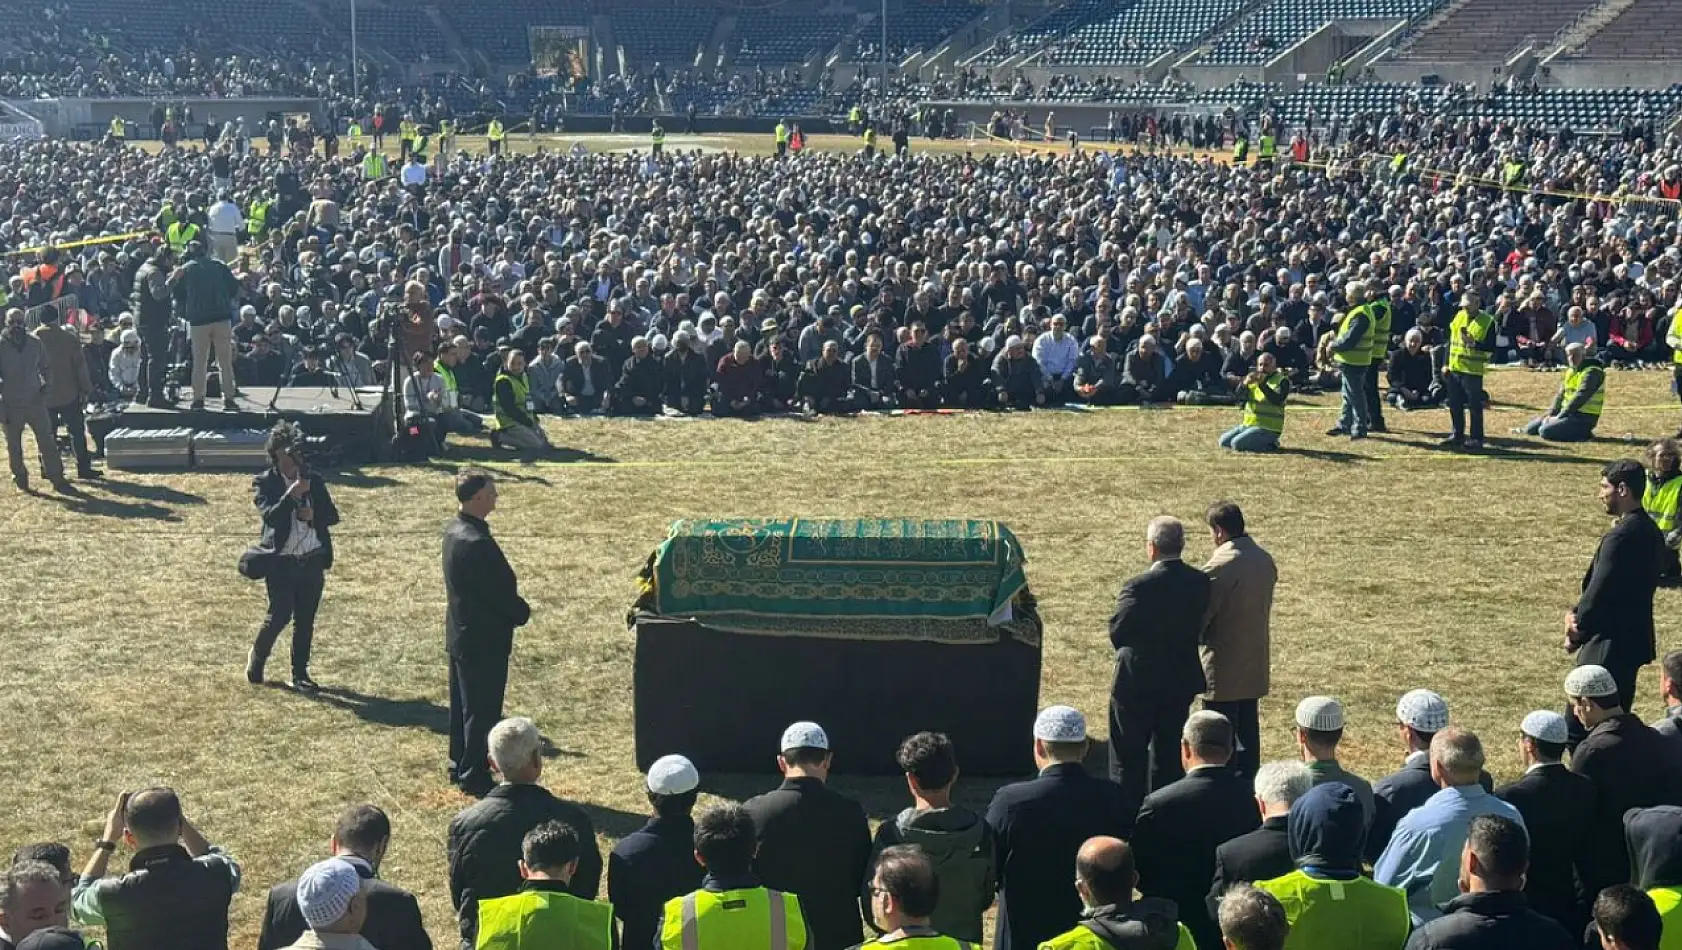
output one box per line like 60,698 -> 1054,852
531,26 -> 591,82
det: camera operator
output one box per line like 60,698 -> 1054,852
130,245 -> 175,408
245,422 -> 339,692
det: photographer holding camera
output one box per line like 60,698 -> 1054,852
245,422 -> 339,692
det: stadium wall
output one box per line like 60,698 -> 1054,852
1542,60 -> 1682,89
14,97 -> 326,140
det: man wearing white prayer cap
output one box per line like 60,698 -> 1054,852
609,754 -> 704,950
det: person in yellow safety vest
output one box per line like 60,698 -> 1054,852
487,118 -> 506,156
1667,302 -> 1682,436
398,117 -> 416,161
1620,812 -> 1682,950
848,105 -> 862,134
439,117 -> 454,155
363,150 -> 388,180
491,349 -> 550,451
862,126 -> 877,160
1256,783 -> 1410,950
1325,279 -> 1373,439
859,847 -> 975,950
1257,132 -> 1276,166
651,119 -> 665,156
1362,283 -> 1392,433
1504,158 -> 1525,188
1391,151 -> 1408,175
155,199 -> 179,232
1443,291 -> 1497,448
166,219 -> 200,253
1220,352 -> 1288,452
1521,342 -> 1604,443
347,120 -> 363,144
1645,439 -> 1682,580
659,805 -> 812,950
247,195 -> 272,237
108,116 -> 125,144
475,821 -> 614,950
434,340 -> 487,435
1038,836 -> 1194,950
1232,135 -> 1249,165
774,120 -> 789,158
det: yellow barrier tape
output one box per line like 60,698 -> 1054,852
5,230 -> 153,258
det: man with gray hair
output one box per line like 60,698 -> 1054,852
1,860 -> 70,947
1109,515 -> 1212,824
1132,709 -> 1259,950
446,717 -> 601,950
1520,341 -> 1604,442
1374,727 -> 1524,923
1217,884 -> 1288,950
1208,762 -> 1314,918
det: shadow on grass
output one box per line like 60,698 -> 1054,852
1394,435 -> 1606,464
1274,446 -> 1363,464
309,685 -> 451,735
92,479 -> 207,505
329,470 -> 404,489
695,771 -> 1021,823
35,485 -> 181,521
580,801 -> 666,840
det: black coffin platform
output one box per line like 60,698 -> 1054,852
633,614 -> 1041,776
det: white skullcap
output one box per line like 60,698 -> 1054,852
1396,689 -> 1449,733
1521,711 -> 1568,745
296,858 -> 362,930
1565,665 -> 1619,698
1033,705 -> 1087,742
1295,696 -> 1345,731
646,754 -> 699,795
780,721 -> 829,752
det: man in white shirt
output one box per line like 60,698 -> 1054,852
400,156 -> 428,194
1031,314 -> 1080,405
206,192 -> 244,264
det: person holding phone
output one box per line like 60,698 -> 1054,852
245,421 -> 339,692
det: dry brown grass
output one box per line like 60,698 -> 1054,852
1,367 -> 1678,946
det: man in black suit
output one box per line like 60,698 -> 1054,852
443,468 -> 531,797
1109,515 -> 1213,822
1131,711 -> 1260,950
256,804 -> 430,950
1494,710 -> 1596,937
246,421 -> 339,692
986,705 -> 1131,950
608,755 -> 703,950
1566,458 -> 1665,742
1207,760 -> 1314,921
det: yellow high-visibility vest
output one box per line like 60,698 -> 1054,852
1447,309 -> 1496,376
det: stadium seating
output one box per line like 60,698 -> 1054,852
1398,0 -> 1592,60
442,0 -> 590,65
1473,85 -> 1682,128
734,12 -> 854,67
1191,79 -> 1282,108
1276,80 -> 1445,122
1200,0 -> 1441,64
1568,0 -> 1682,59
969,0 -> 1125,64
1043,0 -> 1251,66
614,4 -> 720,69
317,0 -> 451,63
852,0 -> 978,62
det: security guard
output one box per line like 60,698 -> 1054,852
660,805 -> 811,950
1391,151 -> 1408,176
247,192 -> 273,239
1667,301 -> 1682,436
1363,282 -> 1393,432
475,821 -> 614,950
166,216 -> 201,253
1646,439 -> 1682,580
848,105 -> 863,134
1221,351 -> 1287,452
774,120 -> 789,158
1325,280 -> 1372,439
1232,133 -> 1249,165
1503,155 -> 1525,188
362,148 -> 388,180
862,126 -> 877,160
1257,130 -> 1276,168
1038,837 -> 1193,950
1523,342 -> 1604,442
651,119 -> 665,157
108,116 -> 126,146
487,117 -> 506,156
347,119 -> 363,144
439,116 -> 455,155
399,116 -> 416,161
859,847 -> 973,950
1443,291 -> 1496,449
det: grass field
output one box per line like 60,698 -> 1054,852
4,366 -> 1678,945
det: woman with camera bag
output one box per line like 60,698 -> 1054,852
244,422 -> 339,691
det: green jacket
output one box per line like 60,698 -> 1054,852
169,256 -> 241,326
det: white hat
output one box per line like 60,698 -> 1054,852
296,858 -> 362,930
646,754 -> 699,795
1004,334 -> 1024,350
1396,689 -> 1449,733
780,721 -> 829,752
1033,705 -> 1087,743
1521,711 -> 1569,745
1565,665 -> 1619,698
1295,696 -> 1345,731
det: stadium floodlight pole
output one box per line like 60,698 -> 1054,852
880,0 -> 889,87
351,0 -> 360,100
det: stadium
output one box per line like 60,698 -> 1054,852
3,0 -> 1682,948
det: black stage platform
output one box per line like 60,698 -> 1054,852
91,386 -> 393,464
